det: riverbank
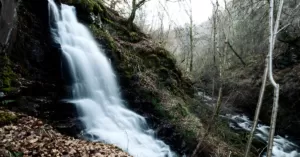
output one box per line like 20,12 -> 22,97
195,91 -> 300,157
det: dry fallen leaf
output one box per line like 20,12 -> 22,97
0,110 -> 131,157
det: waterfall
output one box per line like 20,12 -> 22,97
48,1 -> 175,157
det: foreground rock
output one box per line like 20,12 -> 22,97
0,110 -> 130,157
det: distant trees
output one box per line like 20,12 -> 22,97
102,0 -> 299,155
186,0 -> 194,72
122,0 -> 298,156
108,0 -> 122,10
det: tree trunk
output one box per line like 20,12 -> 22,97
266,0 -> 284,156
189,8 -> 193,72
227,41 -> 246,66
245,58 -> 268,157
128,10 -> 137,28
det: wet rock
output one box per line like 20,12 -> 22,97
0,0 -> 18,52
0,92 -> 4,97
91,13 -> 103,28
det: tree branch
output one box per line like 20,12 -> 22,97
226,41 -> 246,66
136,0 -> 147,9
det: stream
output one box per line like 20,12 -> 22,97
198,92 -> 300,157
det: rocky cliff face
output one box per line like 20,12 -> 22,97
0,0 -> 17,51
0,0 -> 80,148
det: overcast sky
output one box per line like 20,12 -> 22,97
140,0 -> 218,29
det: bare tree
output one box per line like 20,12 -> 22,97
187,0 -> 194,72
211,0 -> 219,97
266,0 -> 284,156
191,1 -> 221,156
244,0 -> 284,156
127,0 -> 149,28
244,57 -> 268,157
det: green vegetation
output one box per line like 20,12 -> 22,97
0,111 -> 18,125
9,151 -> 23,157
0,56 -> 17,93
65,0 -> 103,14
1,100 -> 16,105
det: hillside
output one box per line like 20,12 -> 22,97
0,0 -> 242,156
2,0 -> 296,157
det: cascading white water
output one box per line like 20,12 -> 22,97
48,1 -> 175,157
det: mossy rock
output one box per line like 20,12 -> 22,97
0,111 -> 18,125
66,0 -> 103,14
90,24 -> 118,52
157,67 -> 169,80
0,56 -> 18,93
1,87 -> 18,93
172,103 -> 189,117
145,54 -> 160,68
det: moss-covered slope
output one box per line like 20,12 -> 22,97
58,1 -> 249,156
0,0 -> 252,156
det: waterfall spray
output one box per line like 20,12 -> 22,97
48,1 -> 175,156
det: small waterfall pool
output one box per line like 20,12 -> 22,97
48,1 -> 175,157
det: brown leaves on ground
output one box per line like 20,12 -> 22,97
0,111 -> 131,157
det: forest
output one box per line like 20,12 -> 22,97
0,0 -> 300,157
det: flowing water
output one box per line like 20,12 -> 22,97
197,92 -> 300,157
48,1 -> 175,156
223,114 -> 300,157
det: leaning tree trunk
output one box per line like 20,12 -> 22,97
266,0 -> 284,156
246,0 -> 284,156
244,57 -> 268,157
127,0 -> 137,29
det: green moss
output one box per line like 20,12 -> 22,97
174,103 -> 189,117
130,32 -> 139,41
0,56 -> 17,92
103,17 -> 113,24
0,111 -> 18,125
77,0 -> 103,13
1,87 -> 18,93
158,67 -> 169,79
9,151 -> 23,157
1,100 -> 16,105
146,54 -> 160,67
90,24 -> 117,51
147,95 -> 163,114
93,3 -> 103,14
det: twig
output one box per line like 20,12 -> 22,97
276,23 -> 290,34
259,145 -> 268,157
228,151 -> 232,157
